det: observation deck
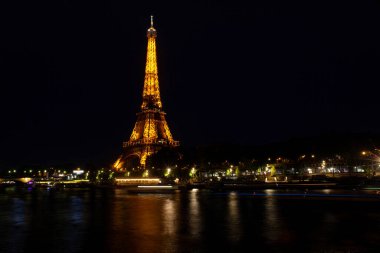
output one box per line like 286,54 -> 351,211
123,139 -> 180,147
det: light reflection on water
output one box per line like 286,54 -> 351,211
264,191 -> 281,243
189,189 -> 201,237
227,192 -> 240,242
1,187 -> 380,253
12,198 -> 26,225
161,196 -> 179,252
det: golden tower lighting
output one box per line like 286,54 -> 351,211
114,16 -> 179,170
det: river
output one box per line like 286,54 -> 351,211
1,186 -> 379,252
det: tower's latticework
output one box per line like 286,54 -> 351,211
114,16 -> 179,170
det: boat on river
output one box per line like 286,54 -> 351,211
127,185 -> 179,194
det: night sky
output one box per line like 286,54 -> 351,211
1,0 -> 379,167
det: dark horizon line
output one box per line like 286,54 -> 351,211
1,130 -> 379,170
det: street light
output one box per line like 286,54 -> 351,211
360,150 -> 380,177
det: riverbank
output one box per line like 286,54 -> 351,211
2,175 -> 380,194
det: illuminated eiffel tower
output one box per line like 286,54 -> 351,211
114,16 -> 179,171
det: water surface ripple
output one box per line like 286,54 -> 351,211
1,187 -> 379,252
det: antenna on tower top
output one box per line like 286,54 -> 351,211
150,15 -> 154,27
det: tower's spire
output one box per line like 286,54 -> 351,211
142,16 -> 161,110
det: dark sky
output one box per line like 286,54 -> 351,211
1,0 -> 380,167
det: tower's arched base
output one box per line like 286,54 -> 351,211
114,143 -> 178,171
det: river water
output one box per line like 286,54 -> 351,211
1,186 -> 380,253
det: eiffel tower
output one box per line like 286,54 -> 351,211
114,16 -> 179,171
